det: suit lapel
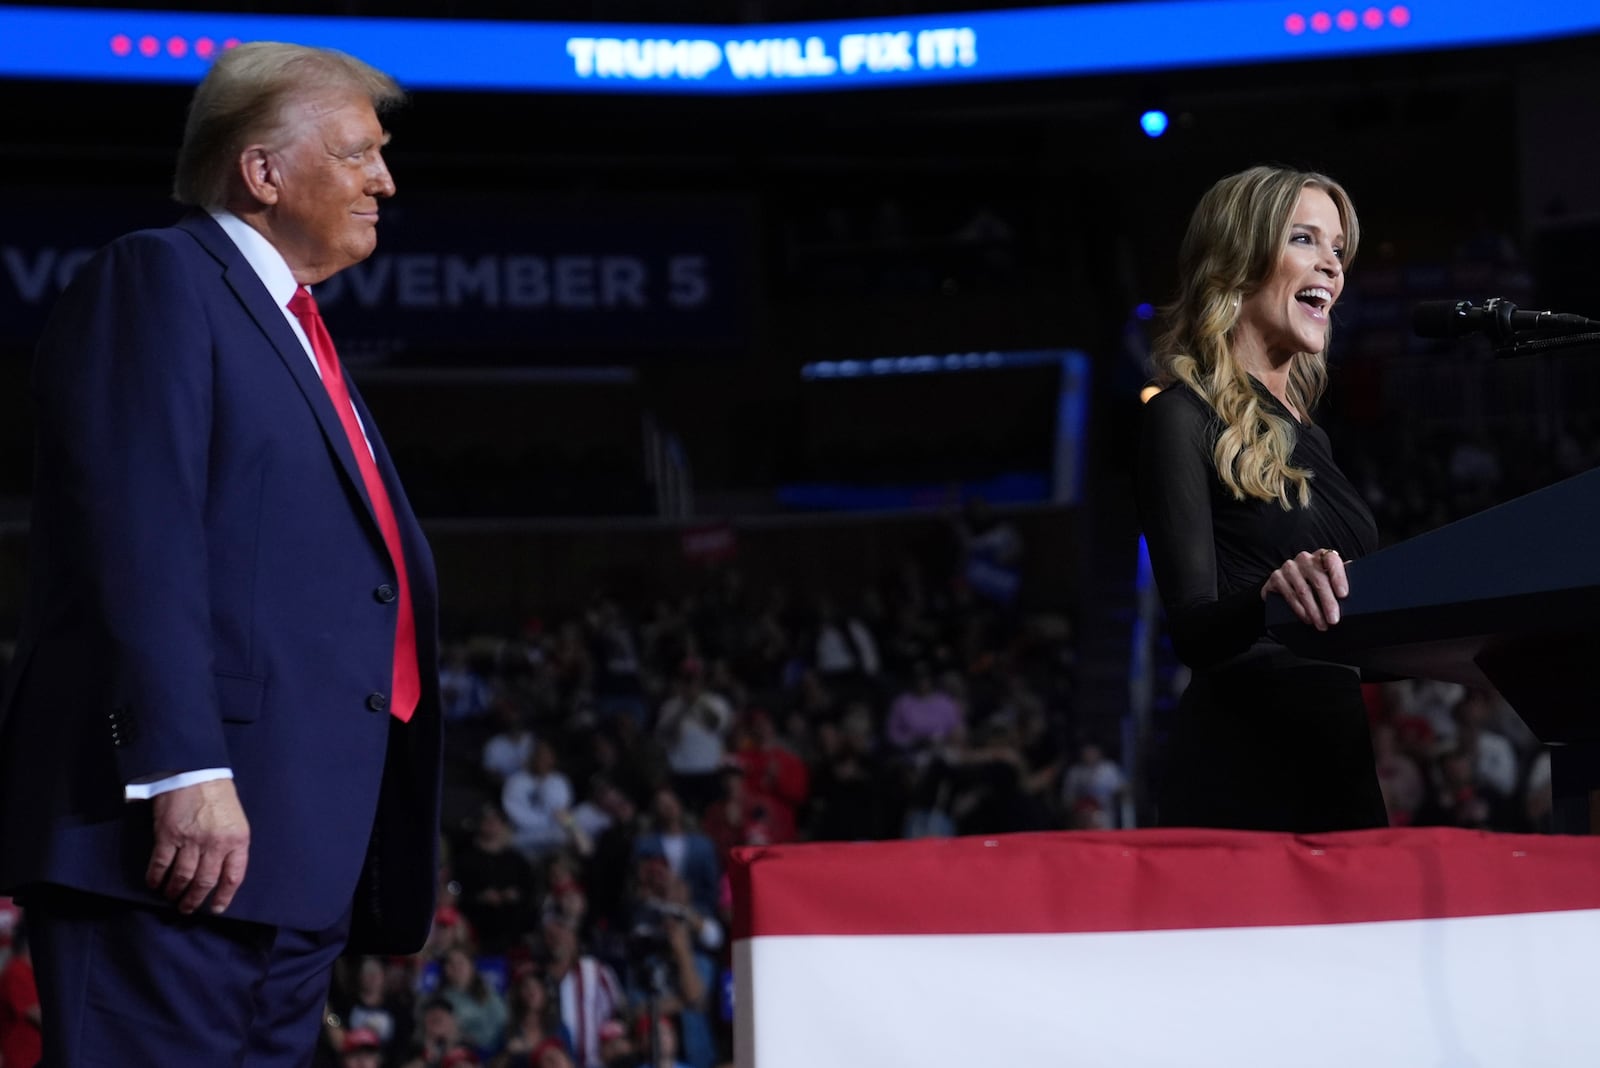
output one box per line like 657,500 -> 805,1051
175,213 -> 381,536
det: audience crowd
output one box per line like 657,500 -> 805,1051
324,529 -> 1088,1068
0,447 -> 1583,1066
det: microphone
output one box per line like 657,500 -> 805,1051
1412,298 -> 1600,340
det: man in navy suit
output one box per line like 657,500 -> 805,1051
0,42 -> 442,1066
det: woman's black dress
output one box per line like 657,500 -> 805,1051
1137,379 -> 1387,832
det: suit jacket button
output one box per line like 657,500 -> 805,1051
366,692 -> 388,712
374,584 -> 396,604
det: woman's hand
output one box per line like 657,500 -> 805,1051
1261,548 -> 1349,631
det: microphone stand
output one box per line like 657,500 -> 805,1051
1493,330 -> 1600,358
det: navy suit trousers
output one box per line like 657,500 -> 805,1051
27,886 -> 351,1068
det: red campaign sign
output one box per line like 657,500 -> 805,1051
681,523 -> 738,563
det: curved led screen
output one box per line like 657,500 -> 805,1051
0,0 -> 1595,92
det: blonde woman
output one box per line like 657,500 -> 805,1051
1138,165 -> 1386,832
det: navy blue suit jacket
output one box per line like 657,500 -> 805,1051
0,212 -> 442,952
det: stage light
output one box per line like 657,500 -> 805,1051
1139,110 -> 1169,138
1135,302 -> 1156,321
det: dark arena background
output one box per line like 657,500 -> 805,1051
1,1 -> 1599,1065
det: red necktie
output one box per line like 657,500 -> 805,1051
288,286 -> 419,723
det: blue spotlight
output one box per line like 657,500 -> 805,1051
1135,302 -> 1156,321
1139,109 -> 1169,138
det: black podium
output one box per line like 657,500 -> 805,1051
1265,466 -> 1600,833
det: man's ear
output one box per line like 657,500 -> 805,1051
237,145 -> 280,206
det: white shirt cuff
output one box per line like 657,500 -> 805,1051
124,768 -> 234,801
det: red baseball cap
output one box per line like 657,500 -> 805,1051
341,1028 -> 381,1053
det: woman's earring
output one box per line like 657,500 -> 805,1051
1231,294 -> 1242,314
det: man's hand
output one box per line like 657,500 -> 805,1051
146,778 -> 250,915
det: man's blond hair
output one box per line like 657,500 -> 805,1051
173,41 -> 403,208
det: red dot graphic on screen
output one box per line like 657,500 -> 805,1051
1363,6 -> 1384,27
1389,5 -> 1411,26
1337,10 -> 1357,29
138,35 -> 159,57
1285,13 -> 1307,34
110,34 -> 132,56
196,37 -> 216,58
167,36 -> 188,58
1311,11 -> 1332,31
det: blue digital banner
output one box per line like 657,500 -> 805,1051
0,0 -> 1596,94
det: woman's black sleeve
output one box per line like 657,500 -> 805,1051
1136,388 -> 1268,668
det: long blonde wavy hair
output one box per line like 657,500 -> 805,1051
1152,166 -> 1359,509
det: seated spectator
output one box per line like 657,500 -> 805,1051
793,668 -> 837,724
341,1026 -> 384,1068
1391,679 -> 1467,754
548,620 -> 595,711
403,995 -> 475,1068
542,853 -> 590,932
422,899 -> 476,964
1452,689 -> 1519,800
442,644 -> 496,722
569,774 -> 620,846
1372,722 -> 1425,826
484,700 -> 538,785
655,659 -> 735,813
456,803 -> 542,956
585,595 -> 649,727
702,765 -> 796,867
1415,747 -> 1509,830
641,1013 -> 694,1068
595,1017 -> 635,1068
439,946 -> 510,1056
641,599 -> 693,683
809,711 -> 895,842
541,913 -> 625,1068
525,1038 -> 577,1068
705,658 -> 750,723
504,741 -> 586,860
811,594 -> 881,690
735,592 -> 794,694
730,708 -> 809,834
886,661 -> 964,754
621,862 -> 715,1068
499,961 -> 576,1067
629,855 -> 725,968
948,720 -> 1039,835
590,717 -> 669,813
1060,741 -> 1128,826
577,779 -> 642,937
1014,704 -> 1066,817
634,788 -> 721,917
338,956 -> 415,1065
1067,797 -> 1112,830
